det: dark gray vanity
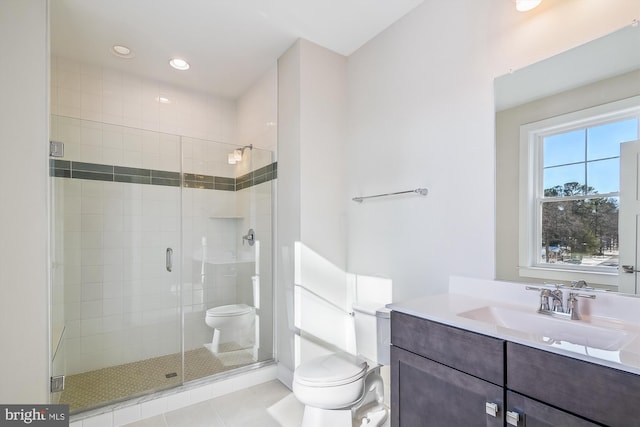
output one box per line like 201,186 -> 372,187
390,310 -> 640,426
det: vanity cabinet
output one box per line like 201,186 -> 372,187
391,311 -> 640,427
390,311 -> 505,426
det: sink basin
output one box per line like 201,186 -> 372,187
458,306 -> 631,351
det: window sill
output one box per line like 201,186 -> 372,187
518,266 -> 619,288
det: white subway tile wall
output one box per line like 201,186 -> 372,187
51,57 -> 236,144
55,178 -> 182,374
50,56 -> 275,377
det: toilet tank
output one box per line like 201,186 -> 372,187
353,303 -> 391,365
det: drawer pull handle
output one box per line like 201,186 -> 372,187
506,410 -> 520,426
485,402 -> 499,417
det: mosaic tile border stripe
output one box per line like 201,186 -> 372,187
50,159 -> 277,191
237,163 -> 278,190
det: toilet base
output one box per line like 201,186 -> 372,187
301,406 -> 353,427
356,407 -> 388,427
209,329 -> 221,353
300,404 -> 388,427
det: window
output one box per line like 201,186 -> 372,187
519,98 -> 640,282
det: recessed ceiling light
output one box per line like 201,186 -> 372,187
169,58 -> 190,71
156,96 -> 171,104
111,45 -> 134,58
515,0 -> 542,12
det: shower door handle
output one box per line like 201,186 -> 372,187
166,248 -> 173,272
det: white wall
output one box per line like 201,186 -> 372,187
236,65 -> 278,154
299,41 -> 348,269
276,41 -> 302,383
276,39 -> 348,382
345,0 -> 639,302
0,0 -> 49,403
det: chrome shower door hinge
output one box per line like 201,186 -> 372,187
50,140 -> 64,157
50,375 -> 65,393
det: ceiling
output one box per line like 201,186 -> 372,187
50,0 -> 424,99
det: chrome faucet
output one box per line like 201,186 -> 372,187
526,283 -> 595,320
550,288 -> 564,313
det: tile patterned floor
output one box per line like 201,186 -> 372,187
122,380 -> 304,427
61,346 -> 256,413
121,380 -> 391,427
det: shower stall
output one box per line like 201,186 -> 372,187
49,115 -> 275,414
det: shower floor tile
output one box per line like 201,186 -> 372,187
61,345 -> 255,413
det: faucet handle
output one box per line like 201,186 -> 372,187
526,286 -> 551,311
542,282 -> 566,289
567,294 -> 580,320
551,289 -> 564,313
242,228 -> 255,246
567,292 -> 596,320
569,292 -> 596,300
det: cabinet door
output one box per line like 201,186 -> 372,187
391,346 -> 504,427
506,391 -> 600,427
508,342 -> 640,427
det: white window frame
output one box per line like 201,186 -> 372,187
519,96 -> 640,286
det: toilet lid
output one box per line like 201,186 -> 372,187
294,353 -> 368,387
206,304 -> 253,317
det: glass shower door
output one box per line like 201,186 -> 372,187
181,138 -> 275,377
49,116 -> 183,413
49,115 -> 276,414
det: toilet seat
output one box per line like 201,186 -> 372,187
206,303 -> 253,317
294,353 -> 368,387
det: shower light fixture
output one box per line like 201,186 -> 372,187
169,58 -> 190,70
515,0 -> 542,12
227,145 -> 253,165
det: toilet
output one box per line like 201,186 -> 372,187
204,303 -> 255,353
292,304 -> 391,427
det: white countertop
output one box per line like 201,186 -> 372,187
387,276 -> 640,376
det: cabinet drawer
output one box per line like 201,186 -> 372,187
507,342 -> 640,427
391,311 -> 504,385
507,391 -> 600,427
